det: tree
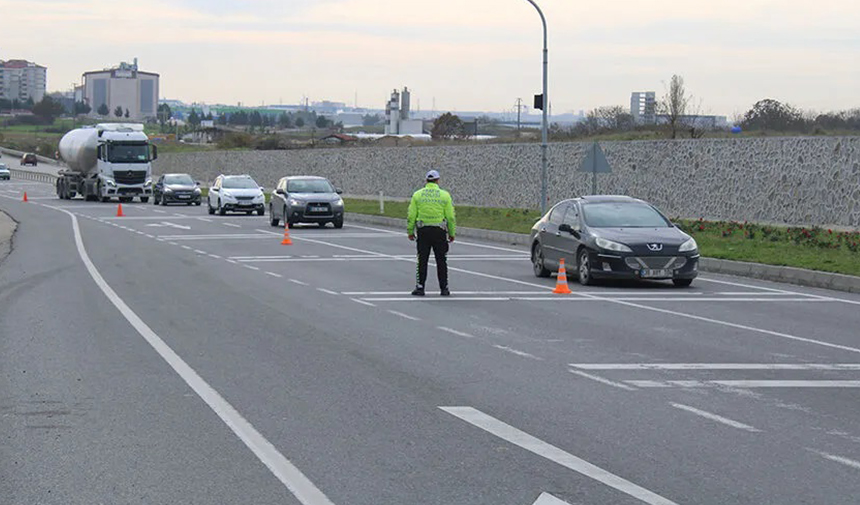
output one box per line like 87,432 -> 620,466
592,105 -> 634,132
657,75 -> 691,139
124,108 -> 130,119
31,96 -> 65,123
98,103 -> 110,116
315,115 -> 330,128
278,112 -> 292,128
362,113 -> 382,126
188,109 -> 201,127
295,116 -> 305,128
157,103 -> 172,128
431,112 -> 466,140
75,101 -> 91,115
229,110 -> 248,126
205,112 -> 214,121
217,113 -> 229,126
249,110 -> 263,127
741,99 -> 807,132
114,106 -> 124,118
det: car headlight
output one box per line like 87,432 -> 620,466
221,192 -> 237,202
105,178 -> 116,187
164,187 -> 174,193
288,198 -> 302,206
679,238 -> 698,252
194,187 -> 201,195
254,193 -> 264,202
144,179 -> 153,188
595,237 -> 633,253
333,198 -> 344,207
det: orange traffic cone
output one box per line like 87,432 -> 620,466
22,192 -> 28,202
280,223 -> 293,245
116,203 -> 124,217
553,258 -> 572,294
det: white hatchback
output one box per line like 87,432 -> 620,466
207,174 -> 266,216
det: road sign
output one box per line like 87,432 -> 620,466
579,142 -> 611,194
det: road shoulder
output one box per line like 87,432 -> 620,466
0,209 -> 16,263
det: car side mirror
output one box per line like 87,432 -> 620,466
558,224 -> 572,233
335,188 -> 343,195
276,189 -> 286,195
211,187 -> 219,192
195,181 -> 201,186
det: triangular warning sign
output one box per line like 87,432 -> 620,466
579,142 -> 612,174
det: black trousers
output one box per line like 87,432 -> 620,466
416,226 -> 448,289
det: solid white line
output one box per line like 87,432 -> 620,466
387,310 -> 420,321
223,223 -> 242,228
317,288 -> 339,295
492,344 -> 543,361
696,276 -> 793,293
807,449 -> 860,471
351,298 -> 376,307
670,403 -> 761,432
265,271 -> 283,278
627,380 -> 860,388
49,205 -> 336,505
243,265 -> 261,271
366,297 -> 512,302
440,407 -> 677,505
437,326 -> 476,338
289,279 -> 309,286
158,234 -> 272,240
569,370 -> 638,391
570,363 -> 860,371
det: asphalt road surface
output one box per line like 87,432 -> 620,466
2,178 -> 860,505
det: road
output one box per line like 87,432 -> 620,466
0,150 -> 61,177
2,178 -> 860,505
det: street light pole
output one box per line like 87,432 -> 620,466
524,0 -> 549,214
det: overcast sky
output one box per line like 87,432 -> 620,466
1,0 -> 858,116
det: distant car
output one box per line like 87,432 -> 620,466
20,153 -> 37,166
0,163 -> 10,180
153,173 -> 202,206
530,195 -> 699,287
207,174 -> 265,216
269,176 -> 344,228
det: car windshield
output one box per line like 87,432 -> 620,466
164,175 -> 194,185
0,164 -> 8,170
108,144 -> 150,163
287,179 -> 334,193
222,177 -> 259,189
582,202 -> 671,228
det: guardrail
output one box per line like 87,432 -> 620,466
10,168 -> 58,185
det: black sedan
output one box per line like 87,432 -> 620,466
530,196 -> 699,287
153,173 -> 202,206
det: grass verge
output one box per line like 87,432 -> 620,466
343,198 -> 860,277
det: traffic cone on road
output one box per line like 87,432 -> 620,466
116,203 -> 124,217
22,192 -> 28,202
553,258 -> 572,295
280,222 -> 293,245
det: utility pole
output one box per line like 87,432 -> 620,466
515,98 -> 524,135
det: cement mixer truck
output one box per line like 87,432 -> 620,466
56,123 -> 156,202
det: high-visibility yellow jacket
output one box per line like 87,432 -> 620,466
406,182 -> 456,237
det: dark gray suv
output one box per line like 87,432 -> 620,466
269,176 -> 344,228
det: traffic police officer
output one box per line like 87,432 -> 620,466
407,170 -> 456,296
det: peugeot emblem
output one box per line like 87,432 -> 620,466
647,243 -> 663,252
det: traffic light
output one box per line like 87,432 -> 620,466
534,94 -> 544,111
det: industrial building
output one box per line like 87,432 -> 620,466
630,91 -> 656,124
82,58 -> 159,120
0,59 -> 47,103
384,87 -> 423,135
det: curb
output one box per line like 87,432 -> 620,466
345,212 -> 860,294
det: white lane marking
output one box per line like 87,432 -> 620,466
244,265 -> 261,271
696,276 -> 792,293
341,223 -> 402,235
208,254 -> 222,259
168,242 -> 179,246
440,407 -> 678,505
145,221 -> 192,230
367,297 -> 512,302
301,255 -> 320,259
193,249 -> 207,255
317,288 -> 339,295
197,217 -> 213,223
387,310 -> 420,321
158,234 -> 271,241
152,209 -> 166,214
358,297 -> 822,303
289,279 -> 308,286
571,363 -> 860,371
670,403 -> 761,432
265,271 -> 283,278
223,223 -> 242,228
700,276 -> 860,306
492,344 -> 543,361
259,230 -> 860,353
807,449 -> 860,471
532,492 -> 573,505
569,370 -> 638,391
351,298 -> 376,307
181,245 -> 193,250
628,380 -> 860,388
225,259 -> 238,264
144,234 -> 155,239
156,238 -> 166,242
437,326 -> 476,339
48,204 -> 336,505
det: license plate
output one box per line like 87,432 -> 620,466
640,269 -> 671,278
309,206 -> 326,212
178,195 -> 190,199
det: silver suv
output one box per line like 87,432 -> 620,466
269,176 -> 344,228
207,174 -> 266,216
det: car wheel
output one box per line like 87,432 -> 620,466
140,197 -> 149,203
270,206 -> 280,227
257,208 -> 265,216
673,278 -> 693,288
318,222 -> 326,228
218,199 -> 226,216
532,243 -> 551,278
207,201 -> 215,215
578,249 -> 595,286
333,218 -> 343,229
195,201 -> 201,206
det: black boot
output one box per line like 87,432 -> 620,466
411,285 -> 425,296
440,287 -> 450,296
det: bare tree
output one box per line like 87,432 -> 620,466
593,106 -> 634,132
658,75 -> 692,139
